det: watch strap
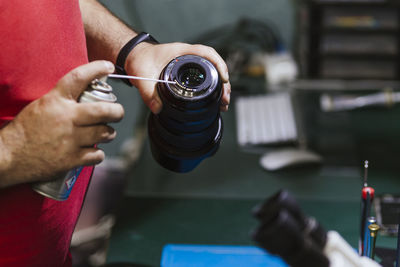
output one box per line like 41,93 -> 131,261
115,32 -> 158,85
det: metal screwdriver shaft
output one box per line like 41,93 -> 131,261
364,216 -> 377,258
108,74 -> 177,85
364,160 -> 369,187
360,160 -> 375,256
368,223 -> 380,260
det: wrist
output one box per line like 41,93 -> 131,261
124,41 -> 154,70
124,42 -> 155,86
115,32 -> 158,85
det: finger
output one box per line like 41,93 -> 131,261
75,125 -> 117,146
220,104 -> 229,112
73,102 -> 124,126
221,82 -> 231,106
56,60 -> 115,100
149,89 -> 163,114
78,147 -> 105,166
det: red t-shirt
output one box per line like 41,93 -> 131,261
0,1 -> 92,266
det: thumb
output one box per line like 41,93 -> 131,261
55,60 -> 115,100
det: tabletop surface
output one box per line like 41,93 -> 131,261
106,87 -> 400,266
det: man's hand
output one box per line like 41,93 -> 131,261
124,42 -> 231,114
78,1 -> 230,114
0,61 -> 124,187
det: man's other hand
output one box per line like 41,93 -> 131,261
0,61 -> 124,187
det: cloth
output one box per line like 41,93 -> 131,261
0,1 -> 91,266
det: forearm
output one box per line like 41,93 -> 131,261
0,130 -> 12,187
79,0 -> 137,63
0,123 -> 26,188
0,61 -> 123,188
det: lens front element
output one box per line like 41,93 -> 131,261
178,63 -> 206,88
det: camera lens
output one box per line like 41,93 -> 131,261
148,55 -> 223,173
177,64 -> 206,87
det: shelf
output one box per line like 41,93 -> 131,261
292,79 -> 400,91
321,33 -> 398,53
322,27 -> 398,33
301,0 -> 400,80
320,53 -> 398,59
311,0 -> 398,7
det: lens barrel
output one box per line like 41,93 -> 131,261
148,55 -> 223,173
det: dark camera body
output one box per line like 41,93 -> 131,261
148,55 -> 223,173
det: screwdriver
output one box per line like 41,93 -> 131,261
363,160 -> 369,188
359,160 -> 375,255
364,216 -> 377,258
368,223 -> 380,260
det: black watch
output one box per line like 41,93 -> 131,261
115,32 -> 158,85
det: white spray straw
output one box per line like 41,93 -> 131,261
108,74 -> 176,85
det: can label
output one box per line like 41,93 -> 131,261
65,167 -> 82,190
31,166 -> 84,201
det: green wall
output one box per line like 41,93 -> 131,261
101,0 -> 295,45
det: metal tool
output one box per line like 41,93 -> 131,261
364,216 -> 377,258
364,160 -> 369,187
360,189 -> 375,255
368,223 -> 380,260
108,73 -> 177,85
360,160 -> 375,255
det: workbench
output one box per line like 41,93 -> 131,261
106,86 -> 400,266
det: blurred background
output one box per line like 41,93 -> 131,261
99,0 -> 295,157
71,1 -> 400,266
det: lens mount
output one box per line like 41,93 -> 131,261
162,55 -> 219,100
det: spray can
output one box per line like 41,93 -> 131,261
32,79 -> 117,201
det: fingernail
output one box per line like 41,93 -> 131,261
104,61 -> 115,72
224,68 -> 229,81
222,93 -> 230,106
